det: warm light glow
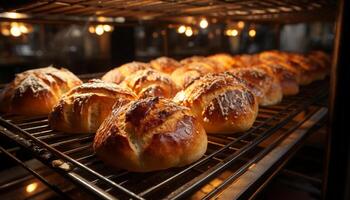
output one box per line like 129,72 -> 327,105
237,21 -> 245,29
185,27 -> 193,37
88,26 -> 95,33
177,25 -> 186,34
232,29 -> 238,36
225,29 -> 232,36
199,18 -> 208,29
10,26 -> 21,37
95,25 -> 104,35
152,32 -> 159,38
103,24 -> 113,32
20,25 -> 29,33
1,28 -> 10,36
26,182 -> 38,193
249,29 -> 256,37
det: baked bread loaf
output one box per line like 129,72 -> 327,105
307,51 -> 330,79
101,62 -> 151,84
174,72 -> 258,134
171,62 -> 215,89
230,67 -> 283,106
254,62 -> 300,96
180,56 -> 225,72
93,97 -> 207,172
49,79 -> 136,133
150,57 -> 181,74
121,69 -> 179,99
208,53 -> 235,71
0,66 -> 82,116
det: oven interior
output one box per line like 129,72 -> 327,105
0,0 -> 343,199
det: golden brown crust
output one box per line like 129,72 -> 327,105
122,69 -> 179,99
180,56 -> 225,72
0,66 -> 82,115
49,79 -> 136,133
207,53 -> 235,71
150,57 -> 181,74
174,72 -> 258,134
101,62 -> 151,84
93,97 -> 207,172
171,62 -> 215,89
230,67 -> 283,106
253,62 -> 299,96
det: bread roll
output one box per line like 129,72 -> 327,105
171,62 -> 215,89
307,51 -> 331,79
0,66 -> 82,116
49,79 -> 136,133
122,69 -> 179,99
207,53 -> 235,71
150,57 -> 181,74
174,72 -> 258,134
93,97 -> 207,172
231,54 -> 260,68
254,62 -> 300,96
180,56 -> 225,72
230,67 -> 283,106
101,62 -> 151,84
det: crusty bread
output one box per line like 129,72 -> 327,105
174,72 -> 258,134
207,53 -> 236,71
49,79 -> 136,133
0,66 -> 82,116
150,56 -> 181,74
101,62 -> 151,84
171,62 -> 215,89
307,51 -> 331,80
180,56 -> 226,72
93,97 -> 207,172
121,69 -> 179,99
254,62 -> 300,96
230,67 -> 283,106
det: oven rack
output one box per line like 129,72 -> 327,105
0,0 -> 336,24
0,79 -> 328,200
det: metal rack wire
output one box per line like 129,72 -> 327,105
0,0 -> 336,23
0,78 -> 329,199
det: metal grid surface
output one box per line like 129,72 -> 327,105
0,79 -> 328,200
1,0 -> 336,23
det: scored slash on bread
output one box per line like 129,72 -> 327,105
93,97 -> 207,172
0,66 -> 82,115
49,79 -> 137,133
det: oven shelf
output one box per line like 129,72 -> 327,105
0,79 -> 329,200
0,0 -> 336,24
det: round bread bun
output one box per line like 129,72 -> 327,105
171,62 -> 215,89
0,66 -> 82,116
49,79 -> 136,133
230,67 -> 283,106
207,53 -> 235,71
93,97 -> 207,172
254,62 -> 300,96
174,72 -> 258,134
121,69 -> 179,99
101,62 -> 151,84
180,56 -> 225,72
150,56 -> 181,74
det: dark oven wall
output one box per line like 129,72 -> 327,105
0,21 -> 334,84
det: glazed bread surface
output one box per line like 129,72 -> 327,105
122,69 -> 179,99
230,67 -> 283,106
150,56 -> 182,74
174,72 -> 258,134
49,79 -> 136,133
93,97 -> 207,172
101,62 -> 151,84
0,66 -> 82,115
